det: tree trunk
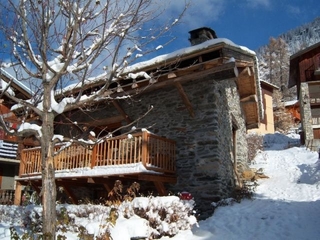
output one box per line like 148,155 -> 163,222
41,86 -> 57,239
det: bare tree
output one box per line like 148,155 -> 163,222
273,89 -> 294,133
0,0 -> 187,237
258,37 -> 297,132
259,37 -> 294,100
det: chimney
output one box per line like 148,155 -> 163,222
188,27 -> 217,46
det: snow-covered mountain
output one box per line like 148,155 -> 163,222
256,17 -> 320,101
257,17 -> 320,58
280,17 -> 320,55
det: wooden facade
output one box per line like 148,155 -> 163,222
248,80 -> 278,134
289,42 -> 320,148
0,69 -> 32,200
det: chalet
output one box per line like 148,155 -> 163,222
13,28 -> 262,217
288,41 -> 320,149
248,80 -> 278,134
0,68 -> 33,204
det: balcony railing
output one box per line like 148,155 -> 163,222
0,189 -> 15,205
0,140 -> 18,159
19,131 -> 176,177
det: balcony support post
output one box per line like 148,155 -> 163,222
13,182 -> 23,205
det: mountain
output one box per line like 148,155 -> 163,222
280,17 -> 320,55
254,17 -> 320,132
256,17 -> 320,102
257,17 -> 320,60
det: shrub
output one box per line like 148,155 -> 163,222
246,133 -> 264,162
120,196 -> 197,238
7,191 -> 196,239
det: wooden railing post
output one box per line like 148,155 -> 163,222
19,150 -> 26,176
91,145 -> 97,168
141,131 -> 148,168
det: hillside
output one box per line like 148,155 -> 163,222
279,17 -> 320,55
256,17 -> 320,58
256,17 -> 320,106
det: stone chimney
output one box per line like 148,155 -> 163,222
188,27 -> 217,46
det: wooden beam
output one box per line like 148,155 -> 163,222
85,115 -> 124,127
112,100 -> 132,124
153,181 -> 167,196
114,62 -> 238,97
238,66 -> 252,77
102,183 -> 112,193
138,174 -> 177,183
87,177 -> 95,183
240,94 -> 257,103
246,123 -> 259,129
14,182 -> 23,205
174,82 -> 195,118
61,184 -> 78,204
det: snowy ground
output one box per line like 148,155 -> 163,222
1,132 -> 320,239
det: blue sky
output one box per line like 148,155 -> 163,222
0,0 -> 318,64
162,0 -> 319,52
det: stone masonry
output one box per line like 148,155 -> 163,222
118,76 -> 249,218
299,82 -> 314,141
56,68 -> 251,217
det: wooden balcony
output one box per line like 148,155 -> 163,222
18,131 -> 176,182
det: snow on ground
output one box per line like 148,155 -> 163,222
1,132 -> 320,239
193,133 -> 320,240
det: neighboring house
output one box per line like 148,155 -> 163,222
284,100 -> 300,123
288,41 -> 320,150
248,80 -> 278,134
0,68 -> 33,204
14,28 -> 262,217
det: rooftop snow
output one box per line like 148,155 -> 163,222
0,68 -> 34,96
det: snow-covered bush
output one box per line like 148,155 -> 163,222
118,196 -> 197,238
3,196 -> 197,239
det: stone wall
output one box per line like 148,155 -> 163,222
119,77 -> 249,218
58,75 -> 250,217
299,82 -> 314,142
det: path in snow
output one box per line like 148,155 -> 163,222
191,134 -> 320,240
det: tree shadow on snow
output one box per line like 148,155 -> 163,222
297,160 -> 320,184
263,133 -> 301,150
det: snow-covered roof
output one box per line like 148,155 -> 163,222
61,38 -> 257,97
123,38 -> 256,74
0,68 -> 33,97
284,99 -> 299,107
